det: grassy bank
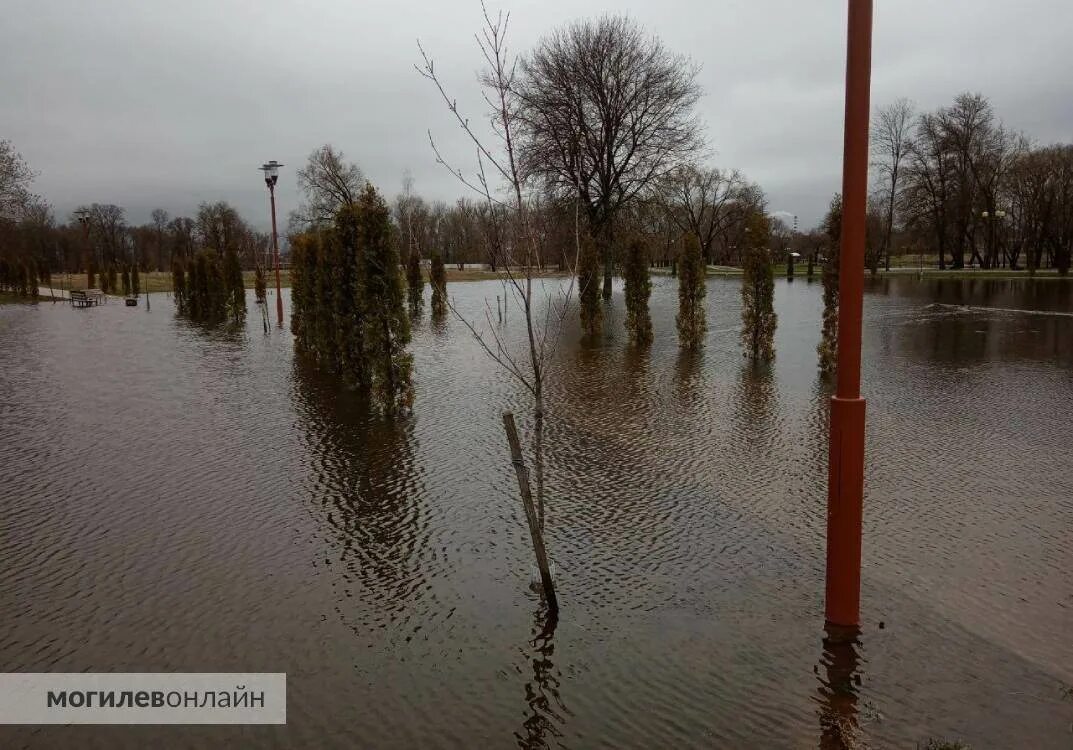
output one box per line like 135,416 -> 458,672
44,267 -> 565,294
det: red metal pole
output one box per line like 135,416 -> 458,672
269,182 -> 283,327
825,0 -> 873,628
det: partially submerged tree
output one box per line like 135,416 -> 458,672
290,184 -> 412,410
577,230 -> 601,336
740,213 -> 777,360
418,6 -> 578,418
623,236 -> 652,346
430,251 -> 447,319
518,14 -> 703,308
254,265 -> 267,303
676,234 -> 706,349
355,185 -> 413,411
406,243 -> 424,316
818,194 -> 842,375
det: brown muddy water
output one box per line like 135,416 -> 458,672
1,275 -> 1071,748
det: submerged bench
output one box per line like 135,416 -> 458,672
70,289 -> 103,308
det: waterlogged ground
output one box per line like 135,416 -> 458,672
1,276 -> 1071,748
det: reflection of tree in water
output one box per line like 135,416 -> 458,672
735,360 -> 778,428
814,624 -> 865,750
673,348 -> 703,404
291,358 -> 432,639
514,605 -> 569,750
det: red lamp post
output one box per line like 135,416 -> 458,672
825,0 -> 873,628
260,160 -> 285,327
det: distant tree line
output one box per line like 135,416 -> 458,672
869,92 -> 1073,274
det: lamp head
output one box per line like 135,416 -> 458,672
259,160 -> 284,186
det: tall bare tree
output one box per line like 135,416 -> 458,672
292,145 -> 365,229
871,98 -> 914,271
656,164 -> 762,265
517,15 -> 703,307
418,5 -> 578,418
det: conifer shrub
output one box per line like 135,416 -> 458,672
291,184 -> 413,411
222,247 -> 246,319
356,186 -> 413,410
254,266 -> 267,303
406,245 -> 424,316
818,194 -> 843,375
623,236 -> 652,346
676,234 -> 706,349
578,230 -> 602,336
430,251 -> 447,319
741,213 -> 777,361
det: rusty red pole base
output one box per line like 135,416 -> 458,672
825,396 -> 866,626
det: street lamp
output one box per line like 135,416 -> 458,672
74,209 -> 92,291
260,160 -> 285,327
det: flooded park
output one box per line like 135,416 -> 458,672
1,275 -> 1070,748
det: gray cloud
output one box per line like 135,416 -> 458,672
2,0 -> 1071,230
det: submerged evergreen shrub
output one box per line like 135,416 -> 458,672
741,213 -> 777,361
818,194 -> 843,375
406,245 -> 424,316
623,236 -> 652,346
357,186 -> 413,411
578,230 -> 602,336
291,184 -> 413,411
430,251 -> 447,319
222,247 -> 245,319
676,234 -> 706,349
254,266 -> 267,303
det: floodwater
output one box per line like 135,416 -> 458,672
1,274 -> 1071,748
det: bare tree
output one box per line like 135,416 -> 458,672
419,5 -> 582,614
871,98 -> 914,271
292,145 -> 365,229
75,203 -> 127,267
151,208 -> 170,271
656,164 -> 761,265
517,15 -> 703,305
418,5 -> 578,419
903,112 -> 954,269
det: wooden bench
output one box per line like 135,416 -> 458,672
70,289 -> 103,308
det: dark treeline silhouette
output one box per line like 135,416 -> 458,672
869,92 -> 1073,274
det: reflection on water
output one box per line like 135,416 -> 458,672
815,625 -> 863,750
0,279 -> 1071,748
515,606 -> 568,750
291,357 -> 432,641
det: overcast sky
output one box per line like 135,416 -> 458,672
3,0 -> 1071,230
